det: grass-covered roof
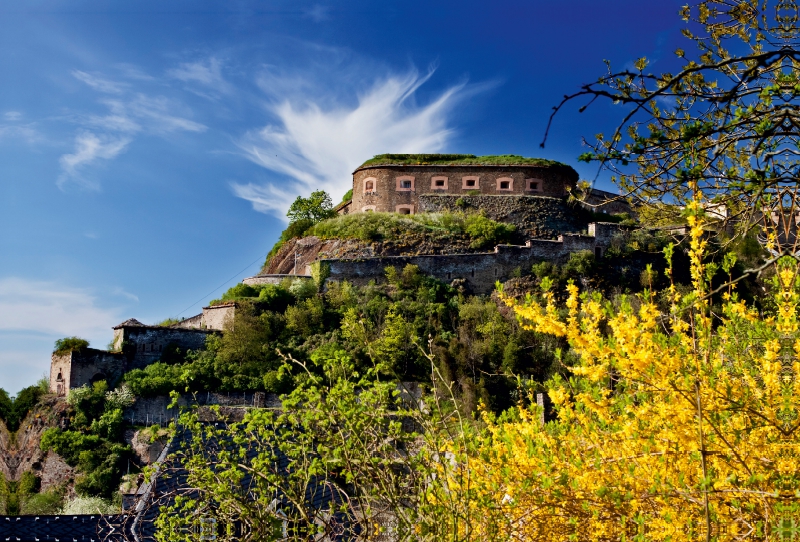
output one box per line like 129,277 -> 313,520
357,153 -> 571,169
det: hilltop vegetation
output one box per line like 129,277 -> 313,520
358,153 -> 571,168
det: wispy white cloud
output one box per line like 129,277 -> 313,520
0,277 -> 127,393
4,111 -> 22,121
232,69 -> 471,218
0,124 -> 41,144
0,277 -> 121,339
72,70 -> 128,94
167,57 -> 231,97
58,132 -> 131,190
60,73 -> 208,188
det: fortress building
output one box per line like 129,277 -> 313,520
343,154 -> 579,215
50,304 -> 236,395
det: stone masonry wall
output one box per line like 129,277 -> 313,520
112,326 -> 212,371
50,348 -> 127,395
352,164 -> 577,214
123,392 -> 282,426
322,222 -> 628,295
418,194 -> 590,239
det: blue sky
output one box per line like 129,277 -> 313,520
0,0 -> 686,393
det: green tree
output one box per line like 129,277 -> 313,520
286,190 -> 336,224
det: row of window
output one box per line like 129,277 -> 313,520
362,205 -> 414,214
362,177 -> 543,193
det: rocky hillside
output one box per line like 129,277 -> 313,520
265,234 -> 482,275
264,196 -> 608,275
0,397 -> 73,492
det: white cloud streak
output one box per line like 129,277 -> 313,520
60,71 -> 208,188
0,277 -> 126,393
0,277 -> 121,339
232,69 -> 467,218
167,57 -> 231,97
58,132 -> 131,190
72,70 -> 128,94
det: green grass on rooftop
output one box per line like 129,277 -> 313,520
358,154 -> 570,168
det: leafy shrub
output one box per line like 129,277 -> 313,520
464,213 -> 516,249
156,318 -> 181,326
263,370 -> 292,393
309,210 -> 515,248
289,278 -> 317,300
21,490 -> 63,515
340,189 -> 353,203
287,190 -> 336,224
3,385 -> 44,432
66,381 -> 108,428
0,389 -> 11,426
258,284 -> 294,312
105,384 -> 136,410
53,337 -> 89,355
124,363 -> 186,397
40,428 -> 129,499
562,250 -> 596,278
220,283 -> 260,301
61,496 -> 117,515
90,408 -> 125,440
17,471 -> 39,497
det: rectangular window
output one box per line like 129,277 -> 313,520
500,181 -> 510,189
396,176 -> 415,191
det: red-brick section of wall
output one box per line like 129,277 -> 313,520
351,164 -> 578,214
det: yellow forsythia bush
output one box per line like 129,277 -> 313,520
450,200 -> 800,541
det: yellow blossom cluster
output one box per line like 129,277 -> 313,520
443,209 -> 800,541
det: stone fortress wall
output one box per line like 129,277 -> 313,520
50,304 -> 235,396
51,155 -> 635,395
322,222 -> 627,295
351,161 -> 578,214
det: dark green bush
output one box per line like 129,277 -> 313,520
0,389 -> 11,426
53,337 -> 89,355
2,386 -> 43,432
124,363 -> 186,397
464,213 -> 516,249
258,284 -> 294,312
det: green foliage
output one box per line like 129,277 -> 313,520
257,284 -> 294,312
0,389 -> 11,426
309,210 -> 515,247
17,471 -> 39,497
340,188 -> 353,203
211,282 -> 294,311
156,318 -> 181,326
286,190 -> 336,224
218,282 -> 260,302
288,278 -> 317,300
464,212 -> 516,249
61,495 -> 118,515
66,381 -> 108,429
562,250 -> 596,278
36,375 -> 49,394
359,153 -> 570,168
40,427 -> 130,499
53,336 -> 89,355
124,363 -> 186,397
310,261 -> 331,291
20,490 -> 64,515
1,385 -> 44,432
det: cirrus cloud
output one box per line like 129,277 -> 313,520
231,68 -> 475,219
